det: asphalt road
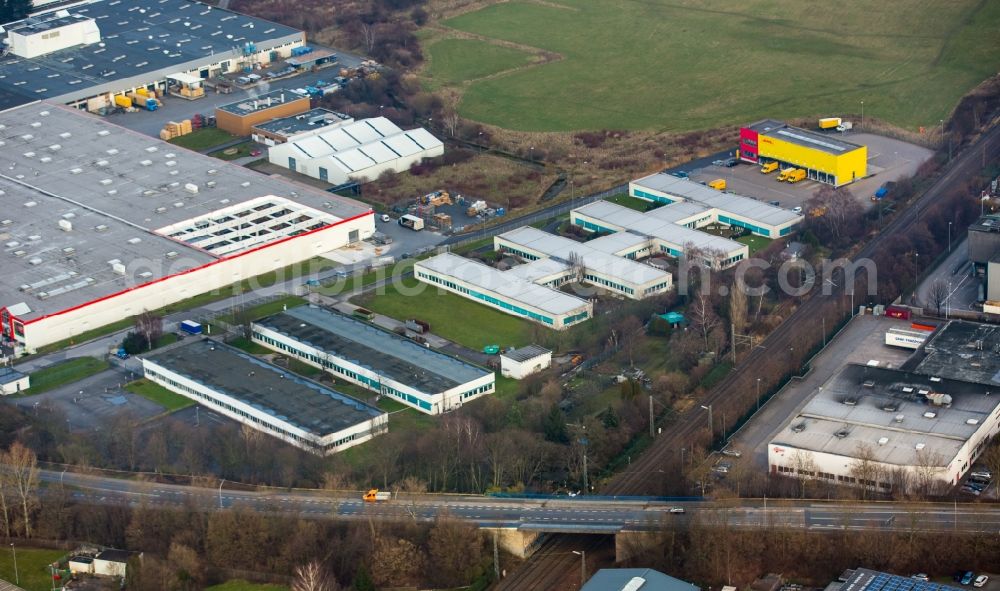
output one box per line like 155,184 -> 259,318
41,470 -> 1000,534
914,237 -> 979,313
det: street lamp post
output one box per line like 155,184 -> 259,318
948,222 -> 952,253
947,281 -> 952,319
218,479 -> 225,509
11,543 -> 18,585
572,550 -> 586,588
860,100 -> 864,130
756,378 -> 762,412
700,404 -> 713,438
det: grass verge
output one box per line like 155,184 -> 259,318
424,38 -> 535,88
205,581 -> 289,591
168,127 -> 241,151
28,357 -> 109,395
209,141 -> 258,161
736,234 -> 772,255
217,295 -> 306,324
126,378 -> 195,412
354,283 -> 533,350
0,547 -> 65,591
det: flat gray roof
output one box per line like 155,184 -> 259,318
144,338 -> 383,437
0,102 -> 369,321
416,253 -> 590,317
574,200 -> 746,254
582,569 -> 699,591
501,344 -> 551,363
0,366 -> 27,383
773,364 -> 1000,467
0,0 -> 301,101
251,108 -> 352,138
217,90 -> 306,116
748,119 -> 864,155
255,306 -> 492,393
907,320 -> 1000,386
631,173 -> 803,228
499,226 -> 670,287
842,568 -> 962,591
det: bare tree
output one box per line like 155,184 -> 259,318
292,560 -> 340,591
849,443 -> 883,500
359,22 -> 377,55
913,449 -> 947,497
567,251 -> 586,283
616,316 -> 644,367
804,186 -> 864,246
729,280 -> 748,337
790,450 -> 817,498
981,444 -> 1000,489
0,458 -> 11,538
690,292 -> 719,352
134,310 -> 163,351
6,442 -> 39,537
927,279 -> 949,315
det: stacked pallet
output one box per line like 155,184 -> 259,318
159,119 -> 193,141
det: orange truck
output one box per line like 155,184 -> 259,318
363,489 -> 392,502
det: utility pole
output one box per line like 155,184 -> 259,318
701,404 -> 713,438
756,378 -> 762,412
493,530 -> 500,580
572,550 -> 586,589
218,479 -> 225,509
582,448 -> 588,494
10,543 -> 18,585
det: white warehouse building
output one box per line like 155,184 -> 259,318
0,102 -> 373,353
629,173 -> 803,238
267,116 -> 444,186
769,363 -> 1000,492
0,0 -> 306,109
142,339 -> 388,455
251,306 -> 495,415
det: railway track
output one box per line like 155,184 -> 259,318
495,124 -> 1000,589
495,534 -> 610,591
605,123 -> 1000,496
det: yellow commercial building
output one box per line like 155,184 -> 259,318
739,119 -> 867,187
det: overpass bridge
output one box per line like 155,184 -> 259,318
40,469 -> 1000,560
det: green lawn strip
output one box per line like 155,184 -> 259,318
700,362 -> 733,390
168,127 -> 242,151
425,38 -> 535,87
205,581 -> 289,591
736,234 -> 772,255
27,357 -> 109,395
606,193 -> 656,212
493,375 -> 521,400
209,141 -> 257,161
0,547 -> 66,591
354,283 -> 533,350
34,318 -> 134,355
125,379 -> 195,412
313,259 -> 417,296
441,0 -> 1000,131
217,295 -> 306,324
227,336 -> 271,355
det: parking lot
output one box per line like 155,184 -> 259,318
104,45 -> 367,138
688,133 -> 933,210
729,314 -> 916,469
5,368 -> 166,432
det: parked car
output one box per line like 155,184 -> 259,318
793,206 -> 803,213
960,485 -> 981,496
669,507 -> 685,514
961,572 -> 975,585
912,574 -> 929,582
970,470 -> 992,480
974,576 -> 988,588
380,214 -> 391,223
722,448 -> 742,458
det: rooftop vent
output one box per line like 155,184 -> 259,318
834,428 -> 850,439
967,418 -> 980,425
24,201 -> 37,208
59,132 -> 71,139
62,213 -> 76,219
894,414 -> 904,423
862,380 -> 875,388
145,146 -> 158,153
0,220 -> 11,226
22,152 -> 35,158
138,271 -> 153,279
843,397 -> 857,406
140,159 -> 152,166
930,376 -> 941,382
923,411 -> 937,419
165,251 -> 178,259
155,207 -> 167,213
98,130 -> 110,137
4,241 -> 18,248
791,423 -> 806,433
915,443 -> 926,451
184,183 -> 198,194
28,257 -> 42,266
882,402 -> 898,412
95,224 -> 109,232
877,437 -> 889,446
48,144 -> 61,151
165,160 -> 176,167
99,178 -> 112,185
70,168 -> 82,174
106,148 -> 119,155
127,237 -> 141,244
62,247 -> 75,255
58,219 -> 72,231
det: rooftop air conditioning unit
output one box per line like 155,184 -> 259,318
58,219 -> 73,231
184,183 -> 198,193
877,437 -> 889,446
923,411 -> 937,419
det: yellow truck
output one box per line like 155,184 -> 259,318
777,168 -> 796,181
708,179 -> 726,191
760,161 -> 779,174
785,169 -> 807,183
818,117 -> 841,129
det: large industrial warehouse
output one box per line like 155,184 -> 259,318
251,306 -> 496,415
0,102 -> 373,353
0,0 -> 305,109
770,320 -> 1000,492
267,116 -> 443,186
739,119 -> 868,187
414,253 -> 593,330
142,339 -> 387,455
628,173 -> 803,238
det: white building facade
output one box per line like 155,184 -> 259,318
500,345 -> 552,379
250,307 -> 496,415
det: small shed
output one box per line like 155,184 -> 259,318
0,366 -> 29,395
658,311 -> 686,327
500,345 -> 552,380
94,549 -> 136,578
781,241 -> 806,261
68,556 -> 94,575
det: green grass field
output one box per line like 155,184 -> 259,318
736,234 -> 772,255
126,379 -> 195,412
440,0 -> 1000,131
424,38 -> 535,89
205,581 -> 288,591
355,283 -> 533,350
28,357 -> 109,395
218,295 -> 306,324
168,127 -> 241,151
607,194 -> 655,212
0,547 -> 65,591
